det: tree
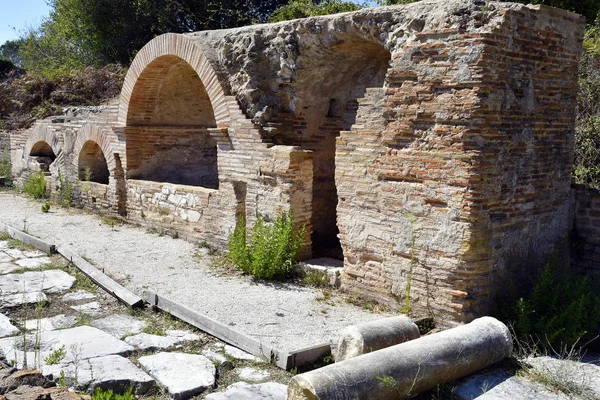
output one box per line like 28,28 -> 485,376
0,40 -> 24,67
269,0 -> 362,22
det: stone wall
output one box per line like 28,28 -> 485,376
7,0 -> 586,324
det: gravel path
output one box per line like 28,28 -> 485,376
0,192 -> 390,354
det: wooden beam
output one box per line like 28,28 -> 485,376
58,245 -> 144,308
0,223 -> 56,254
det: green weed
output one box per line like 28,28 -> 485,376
23,169 -> 46,199
92,386 -> 134,400
44,345 -> 66,365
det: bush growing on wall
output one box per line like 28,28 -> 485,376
497,254 -> 600,349
23,170 -> 47,199
228,209 -> 305,279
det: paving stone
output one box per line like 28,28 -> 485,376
139,352 -> 216,399
205,382 -> 288,400
0,262 -> 23,274
24,314 -> 78,332
0,313 -> 19,338
71,302 -> 102,316
14,257 -> 52,269
201,350 -> 232,368
62,290 -> 96,302
23,250 -> 46,258
91,314 -> 146,339
224,345 -> 261,361
0,270 -> 75,296
0,326 -> 134,369
4,249 -> 25,259
0,241 -> 10,249
43,355 -> 154,395
0,252 -> 13,263
165,329 -> 200,341
238,367 -> 270,382
124,333 -> 180,351
0,291 -> 47,310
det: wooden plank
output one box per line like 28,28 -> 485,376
0,223 -> 56,254
145,290 -> 292,369
58,245 -> 144,308
287,343 -> 332,370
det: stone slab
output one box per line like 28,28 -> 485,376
205,382 -> 288,400
0,326 -> 134,369
238,367 -> 270,382
0,263 -> 23,275
139,352 -> 216,399
43,355 -> 154,395
0,313 -> 19,338
91,314 -> 146,339
165,329 -> 200,342
0,253 -> 13,263
62,290 -> 96,302
71,302 -> 102,316
124,333 -> 180,351
0,292 -> 47,309
202,350 -> 233,368
24,315 -> 78,332
224,345 -> 261,362
14,257 -> 52,269
0,270 -> 75,295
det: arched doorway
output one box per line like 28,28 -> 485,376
78,140 -> 109,184
29,141 -> 56,173
124,55 -> 219,189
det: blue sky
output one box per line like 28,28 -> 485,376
0,0 -> 50,45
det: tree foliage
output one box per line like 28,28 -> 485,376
16,0 -> 290,74
269,0 -> 362,22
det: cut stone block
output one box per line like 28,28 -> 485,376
43,355 -> 154,395
15,257 -> 51,269
165,329 -> 200,342
224,345 -> 261,362
62,290 -> 96,302
0,270 -> 75,296
0,292 -> 47,310
71,302 -> 102,316
91,314 -> 146,339
0,325 -> 134,369
0,313 -> 19,338
201,350 -> 233,368
238,367 -> 270,382
139,352 -> 216,399
205,382 -> 288,400
24,314 -> 78,332
124,333 -> 180,351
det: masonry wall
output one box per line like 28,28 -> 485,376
7,0 -> 586,325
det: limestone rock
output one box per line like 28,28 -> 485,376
0,326 -> 134,369
238,367 -> 270,382
139,352 -> 216,399
62,290 -> 96,302
124,333 -> 179,351
44,355 -> 154,395
0,270 -> 75,296
70,302 -> 102,316
91,314 -> 146,339
14,257 -> 51,269
205,382 -> 288,400
165,329 -> 200,342
0,292 -> 47,310
201,350 -> 233,368
224,345 -> 261,362
0,314 -> 18,338
24,315 -> 78,332
4,385 -> 84,400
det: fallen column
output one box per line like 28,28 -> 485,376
288,317 -> 512,400
334,315 -> 420,361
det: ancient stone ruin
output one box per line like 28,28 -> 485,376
4,0 -> 587,324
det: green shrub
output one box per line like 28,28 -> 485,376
57,172 -> 73,207
497,254 -> 600,349
228,209 -> 305,279
269,0 -> 362,22
0,148 -> 12,187
92,386 -> 134,400
41,201 -> 51,213
23,170 -> 47,199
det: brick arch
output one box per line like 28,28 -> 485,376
73,124 -> 116,173
24,125 -> 61,159
118,33 -> 232,128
